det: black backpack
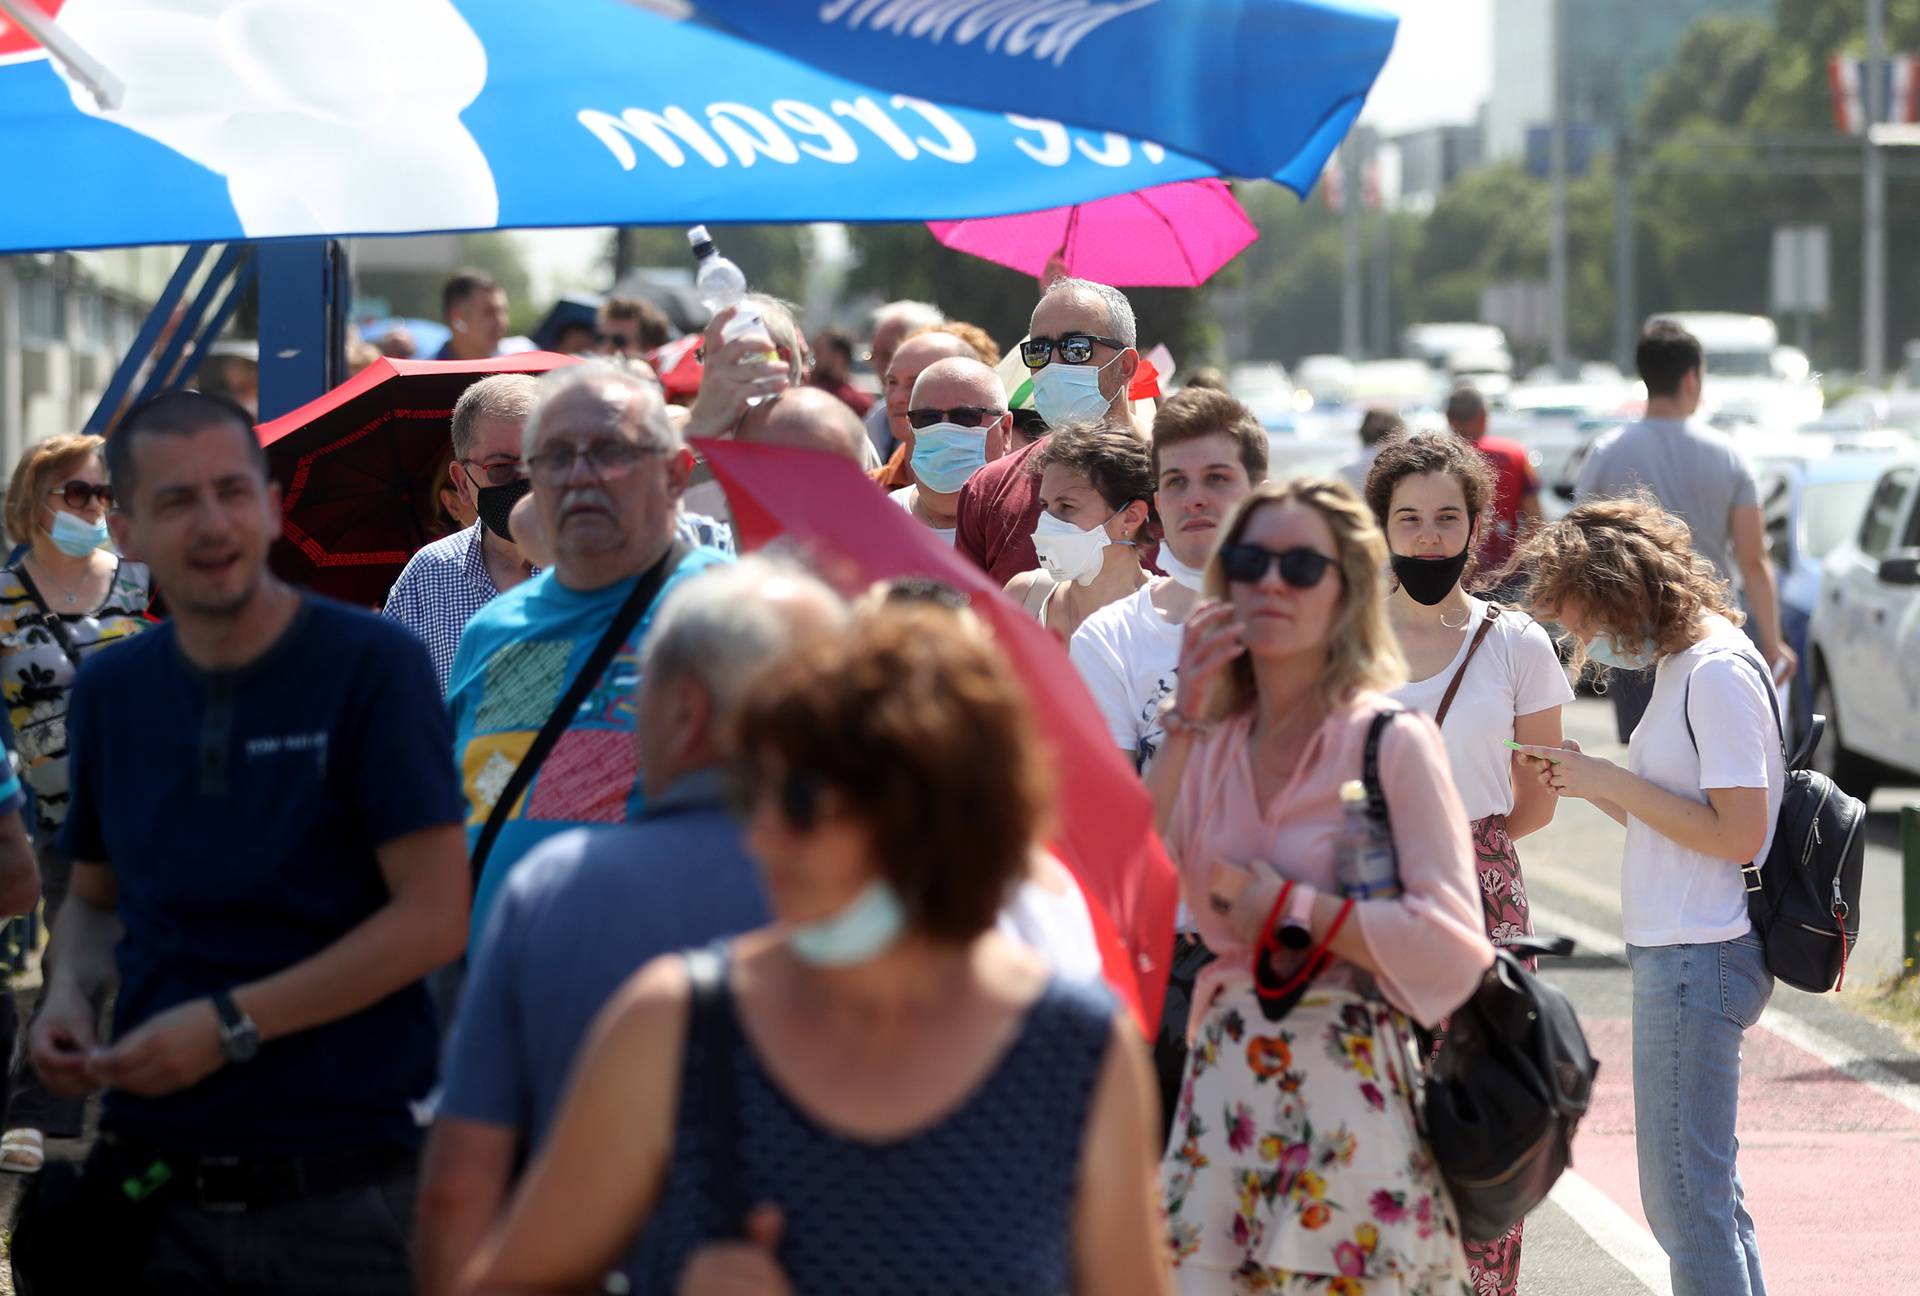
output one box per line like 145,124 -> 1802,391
1358,709 -> 1600,1243
1683,651 -> 1867,994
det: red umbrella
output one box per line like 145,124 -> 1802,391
699,437 -> 1180,1034
927,178 -> 1258,289
256,352 -> 578,607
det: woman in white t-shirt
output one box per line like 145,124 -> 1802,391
1363,433 -> 1572,1296
1513,497 -> 1780,1296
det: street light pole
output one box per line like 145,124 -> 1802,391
1342,140 -> 1364,359
1863,0 -> 1887,387
1549,0 -> 1571,377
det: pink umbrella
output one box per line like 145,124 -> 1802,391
926,178 -> 1258,289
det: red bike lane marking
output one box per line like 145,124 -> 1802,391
1567,1018 -> 1920,1291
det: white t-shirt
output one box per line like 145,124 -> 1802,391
1068,582 -> 1182,773
996,861 -> 1104,983
890,485 -> 957,546
1621,618 -> 1785,948
1390,599 -> 1573,822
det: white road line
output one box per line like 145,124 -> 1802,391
1546,1171 -> 1672,1295
1529,902 -> 1920,1118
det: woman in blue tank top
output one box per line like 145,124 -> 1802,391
460,604 -> 1172,1296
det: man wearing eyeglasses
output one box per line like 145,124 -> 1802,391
891,358 -> 1011,544
445,363 -> 729,946
870,330 -> 980,492
385,375 -> 542,694
956,279 -> 1141,584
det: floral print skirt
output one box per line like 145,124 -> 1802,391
1162,983 -> 1471,1296
1462,814 -> 1529,1296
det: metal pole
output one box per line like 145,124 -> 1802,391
1613,130 -> 1636,371
1549,0 -> 1571,377
0,261 -> 18,482
1370,209 -> 1391,361
1864,0 -> 1887,387
1903,805 -> 1919,975
1341,142 -> 1364,359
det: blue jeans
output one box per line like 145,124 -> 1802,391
1627,935 -> 1773,1296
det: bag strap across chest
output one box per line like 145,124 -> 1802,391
1432,601 -> 1502,730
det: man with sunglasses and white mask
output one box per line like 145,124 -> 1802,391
385,375 -> 541,694
447,363 -> 730,948
892,357 -> 1011,543
956,279 -> 1141,584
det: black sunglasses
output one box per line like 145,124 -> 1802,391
1218,543 -> 1340,589
729,767 -> 825,832
49,481 -> 112,509
1010,409 -> 1048,437
905,406 -> 1004,430
598,332 -> 634,351
1019,333 -> 1127,371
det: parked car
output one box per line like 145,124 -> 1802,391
1759,453 -> 1900,745
1808,457 -> 1920,799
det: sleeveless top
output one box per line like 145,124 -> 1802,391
639,958 -> 1115,1295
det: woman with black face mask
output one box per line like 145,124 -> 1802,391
1361,432 -> 1573,1296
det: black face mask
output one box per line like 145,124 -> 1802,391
474,477 -> 532,543
1389,545 -> 1473,606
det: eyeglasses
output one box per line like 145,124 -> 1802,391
905,406 -> 1004,430
48,481 -> 112,509
598,333 -> 634,351
729,766 -> 825,832
1010,409 -> 1048,438
524,438 -> 665,486
455,457 -> 525,488
1218,543 -> 1340,589
1019,333 -> 1127,371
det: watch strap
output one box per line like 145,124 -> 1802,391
211,991 -> 244,1033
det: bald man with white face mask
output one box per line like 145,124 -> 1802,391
891,358 -> 1011,544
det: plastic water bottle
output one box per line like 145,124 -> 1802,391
687,224 -> 775,360
1333,780 -> 1401,900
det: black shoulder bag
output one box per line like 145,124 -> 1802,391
468,542 -> 688,890
7,566 -> 84,672
1353,706 -> 1600,1244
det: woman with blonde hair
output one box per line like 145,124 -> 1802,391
1513,498 -> 1778,1296
1149,478 -> 1491,1295
0,432 -> 152,1171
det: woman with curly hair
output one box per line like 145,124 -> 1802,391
1513,497 -> 1779,1296
1149,479 -> 1492,1295
1362,433 -> 1572,1294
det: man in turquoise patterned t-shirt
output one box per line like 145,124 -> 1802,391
448,362 -> 728,944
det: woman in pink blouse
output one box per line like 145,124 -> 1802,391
1148,478 -> 1494,1296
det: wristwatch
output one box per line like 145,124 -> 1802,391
211,991 -> 261,1064
1277,883 -> 1317,950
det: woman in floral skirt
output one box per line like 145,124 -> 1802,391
1149,479 -> 1494,1295
1366,433 -> 1575,1294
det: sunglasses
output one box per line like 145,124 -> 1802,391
456,457 -> 525,488
1218,543 -> 1340,589
1019,332 -> 1127,371
905,406 -> 1004,430
1010,409 -> 1048,438
598,333 -> 634,351
48,481 -> 112,509
729,767 -> 825,832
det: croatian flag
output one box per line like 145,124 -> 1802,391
1829,54 -> 1920,135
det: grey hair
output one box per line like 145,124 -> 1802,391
450,373 -> 538,459
748,292 -> 806,385
522,360 -> 681,458
640,557 -> 847,723
1041,277 -> 1137,348
871,299 -> 944,335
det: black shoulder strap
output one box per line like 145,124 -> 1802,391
1362,705 -> 1402,831
1681,649 -> 1788,765
469,542 -> 689,888
684,946 -> 744,1237
7,566 -> 82,671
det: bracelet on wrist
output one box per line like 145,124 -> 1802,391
1159,699 -> 1218,740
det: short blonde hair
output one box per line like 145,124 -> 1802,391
5,434 -> 105,546
1205,478 -> 1407,712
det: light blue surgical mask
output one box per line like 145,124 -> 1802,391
908,421 -> 989,495
47,510 -> 108,558
788,879 -> 907,967
1586,634 -> 1656,672
1030,353 -> 1122,428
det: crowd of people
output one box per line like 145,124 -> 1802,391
0,266 -> 1795,1296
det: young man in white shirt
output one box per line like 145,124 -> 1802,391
1065,386 -> 1268,1141
1069,387 -> 1268,772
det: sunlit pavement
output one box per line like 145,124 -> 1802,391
1516,698 -> 1920,1295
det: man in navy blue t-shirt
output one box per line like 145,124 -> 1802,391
22,391 -> 469,1295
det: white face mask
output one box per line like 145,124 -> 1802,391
1032,506 -> 1128,586
1031,353 -> 1121,428
1157,544 -> 1208,591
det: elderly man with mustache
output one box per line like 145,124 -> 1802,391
447,363 -> 730,949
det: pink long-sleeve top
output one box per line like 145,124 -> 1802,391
1165,693 -> 1494,1040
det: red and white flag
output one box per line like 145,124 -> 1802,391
1830,54 -> 1920,135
